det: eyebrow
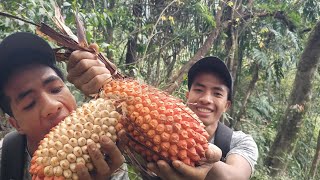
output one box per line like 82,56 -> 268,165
43,75 -> 61,86
193,82 -> 225,91
212,86 -> 224,91
16,89 -> 33,103
15,75 -> 61,104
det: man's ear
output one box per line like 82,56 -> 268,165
186,91 -> 189,99
224,100 -> 231,112
8,117 -> 25,134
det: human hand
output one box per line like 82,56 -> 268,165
75,135 -> 125,180
67,44 -> 112,95
147,143 -> 222,180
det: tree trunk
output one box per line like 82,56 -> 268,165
235,63 -> 259,129
104,0 -> 115,60
105,0 -> 115,44
309,130 -> 320,178
165,47 -> 179,80
165,1 -> 224,93
124,0 -> 142,77
125,38 -> 137,77
223,0 -> 243,126
265,20 -> 320,176
150,49 -> 162,86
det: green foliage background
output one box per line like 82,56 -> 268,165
1,0 -> 320,179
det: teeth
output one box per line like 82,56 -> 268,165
197,108 -> 212,113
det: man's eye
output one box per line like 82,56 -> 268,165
23,101 -> 35,110
51,86 -> 63,94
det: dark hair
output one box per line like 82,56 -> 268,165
0,64 -> 64,117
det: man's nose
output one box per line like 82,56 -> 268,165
199,92 -> 213,104
40,94 -> 62,118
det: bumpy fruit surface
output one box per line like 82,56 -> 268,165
30,98 -> 121,180
101,79 -> 209,167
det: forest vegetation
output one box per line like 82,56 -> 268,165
0,0 -> 320,179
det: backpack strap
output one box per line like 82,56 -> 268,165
1,131 -> 26,180
214,122 -> 233,161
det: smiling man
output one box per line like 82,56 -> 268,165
146,57 -> 258,180
186,57 -> 233,138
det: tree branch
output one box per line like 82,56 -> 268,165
230,11 -> 297,31
164,1 -> 224,93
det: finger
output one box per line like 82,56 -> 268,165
89,43 -> 99,52
68,58 -> 106,77
87,143 -> 110,177
76,163 -> 92,180
117,129 -> 129,146
205,143 -> 222,163
68,66 -> 110,88
147,162 -> 160,176
172,160 -> 212,180
68,50 -> 98,70
171,145 -> 219,178
100,135 -> 125,172
156,160 -> 179,179
117,130 -> 127,140
80,73 -> 113,95
172,160 -> 197,176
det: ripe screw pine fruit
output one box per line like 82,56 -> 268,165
30,98 -> 121,180
101,79 -> 210,167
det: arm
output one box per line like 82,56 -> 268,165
206,154 -> 252,180
147,144 -> 222,180
67,48 -> 128,179
150,149 -> 252,180
206,131 -> 259,180
151,131 -> 258,180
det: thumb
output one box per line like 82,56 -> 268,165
172,160 -> 211,179
89,43 -> 100,53
172,160 -> 194,175
206,143 -> 222,163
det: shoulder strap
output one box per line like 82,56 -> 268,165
214,122 -> 233,160
1,131 -> 26,180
